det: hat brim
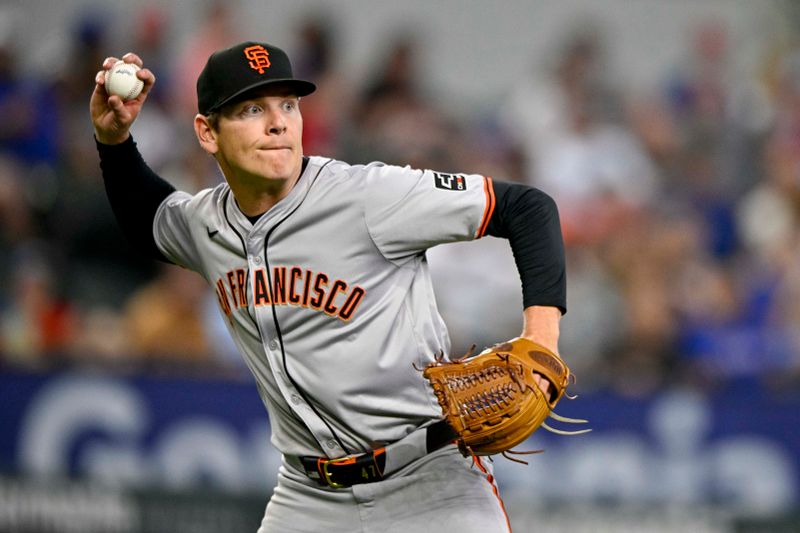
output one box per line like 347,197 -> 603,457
205,78 -> 317,114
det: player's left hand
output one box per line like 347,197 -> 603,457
520,305 -> 562,402
421,337 -> 588,458
532,372 -> 553,402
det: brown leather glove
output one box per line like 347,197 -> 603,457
422,337 -> 589,459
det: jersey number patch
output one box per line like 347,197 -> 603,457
433,172 -> 466,191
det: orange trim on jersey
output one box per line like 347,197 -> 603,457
236,269 -> 247,308
338,286 -> 365,321
272,266 -> 288,305
309,272 -> 329,310
301,269 -> 313,307
253,268 -> 270,306
288,266 -> 303,305
474,456 -> 512,532
215,279 -> 232,316
226,271 -> 239,308
477,176 -> 496,238
323,279 -> 348,316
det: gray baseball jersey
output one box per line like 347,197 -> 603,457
153,157 -> 495,458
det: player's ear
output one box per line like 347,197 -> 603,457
194,114 -> 219,155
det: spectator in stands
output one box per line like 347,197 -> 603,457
500,28 -> 659,246
0,246 -> 76,366
122,264 -> 221,367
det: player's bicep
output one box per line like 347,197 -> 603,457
364,166 -> 493,261
153,191 -> 203,272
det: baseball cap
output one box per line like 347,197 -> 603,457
197,41 -> 316,115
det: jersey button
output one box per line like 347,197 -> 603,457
327,440 -> 338,449
268,339 -> 278,350
290,395 -> 300,405
254,256 -> 262,265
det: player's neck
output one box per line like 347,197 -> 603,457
229,157 -> 309,217
231,177 -> 297,216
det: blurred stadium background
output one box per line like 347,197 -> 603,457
2,0 -> 800,531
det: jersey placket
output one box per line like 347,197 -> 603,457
240,163 -> 347,458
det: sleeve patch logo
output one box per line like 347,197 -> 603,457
433,172 -> 467,191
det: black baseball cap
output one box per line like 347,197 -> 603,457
197,41 -> 316,115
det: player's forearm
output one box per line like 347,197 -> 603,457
521,305 -> 561,353
96,135 -> 175,262
484,181 -> 567,313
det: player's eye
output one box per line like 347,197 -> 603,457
282,100 -> 297,112
241,104 -> 262,116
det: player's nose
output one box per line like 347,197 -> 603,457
265,109 -> 287,135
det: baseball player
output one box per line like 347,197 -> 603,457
90,41 -> 567,533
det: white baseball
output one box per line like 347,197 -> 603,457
104,60 -> 144,100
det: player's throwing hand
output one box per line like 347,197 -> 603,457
90,53 -> 155,145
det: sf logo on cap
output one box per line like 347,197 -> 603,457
244,45 -> 271,74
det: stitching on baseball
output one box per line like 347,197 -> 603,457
125,66 -> 143,99
108,62 -> 143,100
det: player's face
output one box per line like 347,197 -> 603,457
211,89 -> 304,185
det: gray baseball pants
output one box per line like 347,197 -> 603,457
257,445 -> 512,532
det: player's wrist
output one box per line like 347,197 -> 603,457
94,130 -> 131,146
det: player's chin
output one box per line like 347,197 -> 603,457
266,153 -> 301,175
257,160 -> 296,181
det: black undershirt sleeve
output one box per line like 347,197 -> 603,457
95,136 -> 176,263
484,180 -> 567,314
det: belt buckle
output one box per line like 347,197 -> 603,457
320,456 -> 356,489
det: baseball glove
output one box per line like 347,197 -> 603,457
421,337 -> 589,461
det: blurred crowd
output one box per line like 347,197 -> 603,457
1,2 -> 799,396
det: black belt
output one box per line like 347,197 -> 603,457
294,420 -> 457,488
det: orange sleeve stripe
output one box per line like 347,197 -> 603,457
477,176 -> 496,238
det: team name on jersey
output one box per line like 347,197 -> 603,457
214,266 -> 366,322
